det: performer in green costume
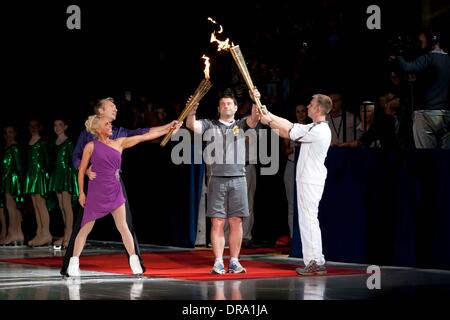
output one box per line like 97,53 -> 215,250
1,125 -> 25,245
49,118 -> 78,248
24,119 -> 52,246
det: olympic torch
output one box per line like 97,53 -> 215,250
229,45 -> 263,113
160,55 -> 213,147
209,17 -> 263,114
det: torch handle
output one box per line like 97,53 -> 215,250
160,103 -> 194,147
160,79 -> 212,147
160,126 -> 176,147
253,95 -> 264,114
230,45 -> 264,114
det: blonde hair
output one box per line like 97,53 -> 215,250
85,115 -> 101,136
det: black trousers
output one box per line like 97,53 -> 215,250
60,178 -> 145,276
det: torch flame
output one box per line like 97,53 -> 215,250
208,17 -> 223,33
208,17 -> 230,51
202,55 -> 210,80
210,32 -> 231,51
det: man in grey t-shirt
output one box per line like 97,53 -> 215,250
187,94 -> 259,274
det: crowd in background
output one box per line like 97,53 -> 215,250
1,0 -> 449,247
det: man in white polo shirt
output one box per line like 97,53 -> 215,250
252,90 -> 332,275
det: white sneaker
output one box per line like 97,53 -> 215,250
67,256 -> 80,277
129,254 -> 143,275
228,260 -> 246,273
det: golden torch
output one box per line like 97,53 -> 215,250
160,55 -> 213,147
209,18 -> 263,114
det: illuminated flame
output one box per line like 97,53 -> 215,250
207,17 -> 217,24
202,55 -> 210,80
210,32 -> 231,51
208,17 -> 230,51
208,17 -> 223,33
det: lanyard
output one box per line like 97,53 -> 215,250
330,116 -> 343,139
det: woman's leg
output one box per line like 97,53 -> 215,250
120,180 -> 145,271
112,204 -> 143,274
65,220 -> 95,277
61,191 -> 73,247
0,207 -> 7,243
54,192 -> 65,246
29,195 -> 42,245
4,193 -> 24,243
32,195 -> 52,245
60,205 -> 84,276
72,220 -> 95,257
111,204 -> 136,256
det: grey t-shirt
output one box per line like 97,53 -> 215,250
200,118 -> 249,177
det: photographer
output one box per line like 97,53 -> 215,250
391,30 -> 450,149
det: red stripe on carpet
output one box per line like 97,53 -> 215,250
0,250 -> 366,281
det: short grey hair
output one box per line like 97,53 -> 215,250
313,94 -> 333,115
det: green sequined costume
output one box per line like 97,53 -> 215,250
49,139 -> 78,196
1,144 -> 24,204
24,140 -> 49,196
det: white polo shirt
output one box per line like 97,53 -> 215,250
289,122 -> 331,186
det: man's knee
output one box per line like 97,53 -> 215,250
228,216 -> 243,228
211,218 -> 225,232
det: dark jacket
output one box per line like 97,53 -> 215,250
398,51 -> 450,111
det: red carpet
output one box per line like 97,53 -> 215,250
205,246 -> 291,255
1,249 -> 366,281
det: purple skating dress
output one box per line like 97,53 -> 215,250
81,140 -> 126,227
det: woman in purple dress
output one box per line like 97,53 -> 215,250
66,115 -> 180,276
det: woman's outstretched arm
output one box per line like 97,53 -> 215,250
119,120 -> 182,150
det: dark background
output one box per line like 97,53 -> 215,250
4,0 -> 443,129
2,1 -> 450,267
